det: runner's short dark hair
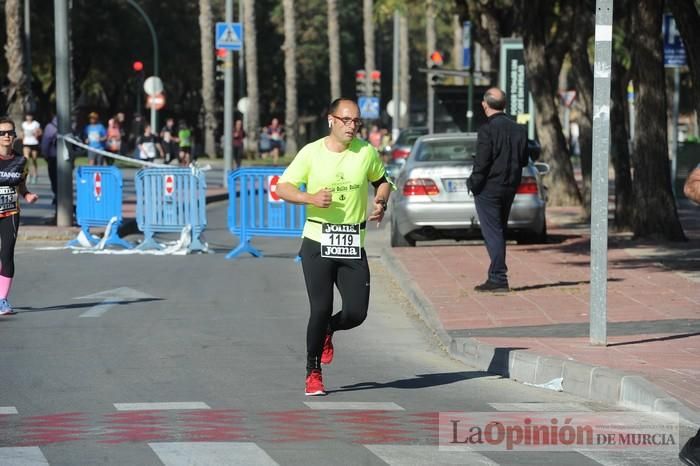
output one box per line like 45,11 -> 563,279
0,117 -> 16,130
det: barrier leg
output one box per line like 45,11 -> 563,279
136,229 -> 163,250
103,224 -> 134,249
188,229 -> 208,253
225,239 -> 262,259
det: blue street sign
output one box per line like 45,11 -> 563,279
216,22 -> 243,51
462,21 -> 472,69
358,96 -> 380,120
663,14 -> 686,68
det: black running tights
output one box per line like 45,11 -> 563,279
299,237 -> 370,368
0,214 -> 20,278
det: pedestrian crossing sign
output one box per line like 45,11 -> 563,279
358,96 -> 380,120
216,22 -> 243,51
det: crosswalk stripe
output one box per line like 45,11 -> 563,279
0,447 -> 49,465
114,402 -> 210,411
576,449 -> 674,466
365,444 -> 498,465
0,406 -> 19,414
304,402 -> 404,411
489,402 -> 592,412
149,442 -> 279,465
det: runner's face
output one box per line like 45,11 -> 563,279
0,123 -> 15,148
330,102 -> 361,144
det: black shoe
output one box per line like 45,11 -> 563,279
474,280 -> 509,293
680,431 -> 700,466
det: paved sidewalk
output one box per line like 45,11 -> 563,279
384,201 -> 700,425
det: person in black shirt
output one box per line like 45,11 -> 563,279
467,87 -> 529,293
0,116 -> 38,316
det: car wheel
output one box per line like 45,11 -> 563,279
517,217 -> 547,244
391,217 -> 416,247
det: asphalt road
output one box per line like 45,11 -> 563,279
1,201 -> 685,465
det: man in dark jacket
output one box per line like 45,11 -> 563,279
467,87 -> 529,292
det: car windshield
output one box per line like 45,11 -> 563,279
415,139 -> 477,162
395,129 -> 427,146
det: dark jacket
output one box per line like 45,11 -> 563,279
467,112 -> 528,195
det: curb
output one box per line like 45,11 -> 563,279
381,246 -> 700,428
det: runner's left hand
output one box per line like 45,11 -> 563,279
368,198 -> 385,222
24,192 -> 39,204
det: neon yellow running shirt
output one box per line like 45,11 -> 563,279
279,137 -> 392,246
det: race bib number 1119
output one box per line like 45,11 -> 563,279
320,223 -> 361,259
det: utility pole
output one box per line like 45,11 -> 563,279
54,0 -> 72,227
589,0 -> 613,345
391,10 -> 400,141
223,0 -> 234,187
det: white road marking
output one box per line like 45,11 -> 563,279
366,444 -> 498,465
149,442 -> 279,466
0,447 -> 49,465
489,402 -> 592,412
75,287 -> 156,318
0,407 -> 19,414
304,401 -> 405,411
114,402 -> 210,411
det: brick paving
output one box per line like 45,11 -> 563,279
388,203 -> 700,413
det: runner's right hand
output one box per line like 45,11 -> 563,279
310,188 -> 332,208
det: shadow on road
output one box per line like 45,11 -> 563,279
328,370 -> 490,394
14,298 -> 164,313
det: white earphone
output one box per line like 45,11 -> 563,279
328,120 -> 332,128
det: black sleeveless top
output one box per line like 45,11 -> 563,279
0,152 -> 27,216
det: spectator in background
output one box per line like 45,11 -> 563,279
233,119 -> 245,169
259,127 -> 272,159
178,121 -> 193,166
106,114 -> 123,159
358,126 -> 368,141
21,113 -> 42,183
136,124 -> 164,162
128,113 -> 145,156
266,117 -> 285,165
40,115 -> 58,214
368,124 -> 382,149
83,112 -> 107,166
160,117 -> 179,164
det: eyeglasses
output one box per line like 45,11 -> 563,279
0,130 -> 16,137
330,115 -> 362,128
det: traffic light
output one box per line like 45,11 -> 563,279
355,70 -> 367,97
429,51 -> 444,86
216,49 -> 226,81
370,70 -> 381,97
132,60 -> 144,72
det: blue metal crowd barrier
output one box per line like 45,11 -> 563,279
135,167 -> 207,252
226,167 -> 306,258
69,166 -> 132,249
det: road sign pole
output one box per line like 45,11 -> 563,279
590,0 -> 613,346
223,0 -> 234,188
54,0 -> 72,227
391,10 -> 400,140
672,67 -> 680,197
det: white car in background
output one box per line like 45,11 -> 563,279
390,133 -> 549,247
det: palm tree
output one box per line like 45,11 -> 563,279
282,0 -> 298,155
198,0 -> 217,158
243,0 -> 260,154
363,0 -> 375,96
4,0 -> 28,123
327,0 -> 341,100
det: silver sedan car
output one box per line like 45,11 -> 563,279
390,133 -> 549,247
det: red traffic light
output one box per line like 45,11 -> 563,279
132,61 -> 144,72
430,51 -> 443,66
216,48 -> 228,58
370,70 -> 381,81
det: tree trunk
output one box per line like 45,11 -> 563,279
630,0 -> 685,240
569,1 -> 594,217
4,0 -> 27,123
399,12 -> 410,128
327,0 -> 341,100
198,0 -> 217,158
611,55 -> 634,231
243,0 -> 259,155
451,15 -> 464,85
518,0 -> 581,206
282,0 -> 298,155
668,0 -> 700,116
363,0 -> 375,96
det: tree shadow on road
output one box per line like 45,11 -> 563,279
327,371 -> 490,394
510,277 -> 622,292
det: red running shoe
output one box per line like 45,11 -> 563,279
321,331 -> 334,365
305,370 -> 326,396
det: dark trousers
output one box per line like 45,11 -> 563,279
47,156 -> 57,203
299,238 -> 370,362
0,213 -> 20,277
474,188 -> 516,285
